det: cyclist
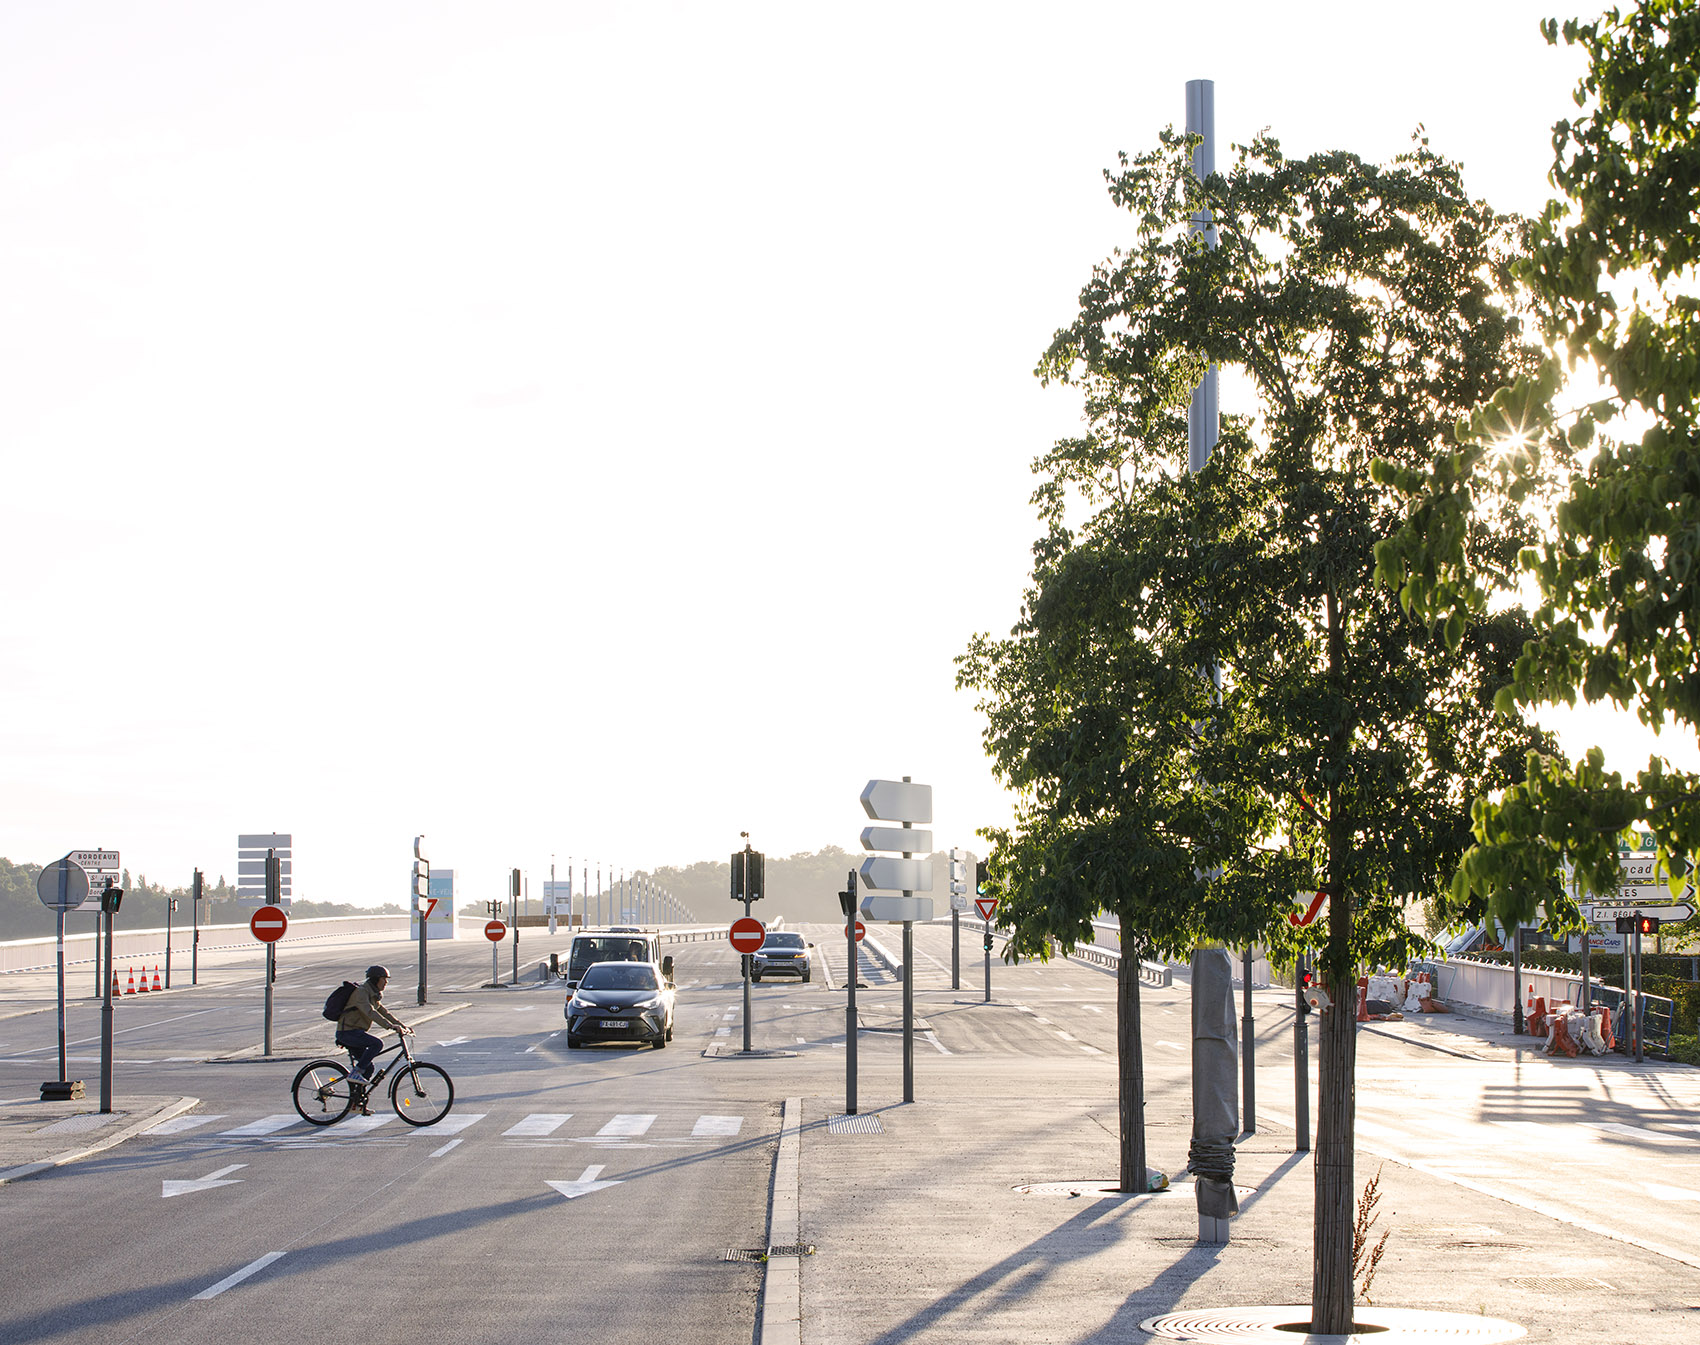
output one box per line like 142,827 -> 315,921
336,965 -> 413,1114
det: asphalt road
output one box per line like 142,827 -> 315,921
1,921 -> 1698,1345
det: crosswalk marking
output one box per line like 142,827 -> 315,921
504,1113 -> 572,1137
219,1115 -> 300,1137
337,1115 -> 395,1136
143,1115 -> 226,1135
692,1115 -> 743,1138
427,1112 -> 487,1136
596,1114 -> 657,1138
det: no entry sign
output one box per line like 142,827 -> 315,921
844,920 -> 866,943
729,916 -> 765,954
250,907 -> 288,943
485,920 -> 507,942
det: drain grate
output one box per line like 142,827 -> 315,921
723,1248 -> 766,1262
1141,1306 -> 1527,1342
767,1244 -> 815,1257
828,1114 -> 883,1134
1507,1276 -> 1614,1294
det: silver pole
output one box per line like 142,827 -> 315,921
1185,78 -> 1220,475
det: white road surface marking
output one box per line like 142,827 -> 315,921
596,1114 -> 656,1138
925,1030 -> 951,1055
692,1116 -> 743,1137
1080,1045 -> 1105,1054
546,1165 -> 622,1200
430,1138 -> 463,1158
162,1164 -> 246,1198
218,1115 -> 300,1137
143,1115 -> 226,1135
504,1113 -> 572,1137
426,1112 -> 486,1135
193,1252 -> 285,1299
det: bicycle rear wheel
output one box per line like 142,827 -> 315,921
292,1059 -> 356,1126
390,1061 -> 454,1126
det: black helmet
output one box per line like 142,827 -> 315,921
366,965 -> 390,982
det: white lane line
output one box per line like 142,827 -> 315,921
1641,1181 -> 1700,1201
715,1026 -> 731,1037
1155,1040 -> 1183,1051
144,1115 -> 226,1135
193,1251 -> 286,1300
596,1113 -> 656,1138
425,1112 -> 486,1136
1585,1122 -> 1696,1145
1055,1031 -> 1077,1042
1080,1044 -> 1105,1055
1082,1005 -> 1104,1014
218,1115 -> 300,1137
503,1113 -> 572,1137
692,1115 -> 743,1138
430,1138 -> 464,1159
1033,1017 -> 1053,1025
925,1030 -> 951,1056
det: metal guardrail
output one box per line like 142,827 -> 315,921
0,914 -> 412,975
1060,937 -> 1171,988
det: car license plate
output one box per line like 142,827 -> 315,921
599,1019 -> 627,1028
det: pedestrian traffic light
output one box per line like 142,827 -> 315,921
838,869 -> 858,918
1638,914 -> 1661,935
100,882 -> 123,914
975,860 -> 988,895
510,868 -> 521,899
982,930 -> 993,953
1298,965 -> 1315,1015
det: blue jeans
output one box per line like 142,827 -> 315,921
335,1028 -> 382,1080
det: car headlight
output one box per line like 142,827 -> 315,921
632,995 -> 663,1010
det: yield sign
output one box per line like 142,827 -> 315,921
547,1165 -> 622,1200
974,896 -> 997,922
1289,890 -> 1326,927
162,1163 -> 245,1198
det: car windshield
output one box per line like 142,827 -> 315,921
579,964 -> 660,991
569,937 -> 649,972
763,933 -> 805,949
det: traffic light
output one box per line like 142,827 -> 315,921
982,930 -> 994,953
1639,914 -> 1661,935
730,850 -> 745,900
948,849 -> 968,895
265,851 -> 282,904
747,851 -> 764,901
100,882 -> 123,914
510,868 -> 521,899
838,869 -> 858,918
1297,965 -> 1315,1015
975,860 -> 988,895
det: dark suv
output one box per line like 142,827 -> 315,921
752,931 -> 812,983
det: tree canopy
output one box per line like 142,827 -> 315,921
1375,0 -> 1700,916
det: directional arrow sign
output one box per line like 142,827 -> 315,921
860,779 -> 932,825
546,1164 -> 623,1200
162,1163 -> 246,1198
1584,903 -> 1695,923
859,856 -> 933,891
861,826 -> 933,854
861,894 -> 933,923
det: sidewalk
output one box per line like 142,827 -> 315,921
0,1093 -> 197,1186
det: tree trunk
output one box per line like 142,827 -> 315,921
1117,934 -> 1147,1192
1312,589 -> 1355,1335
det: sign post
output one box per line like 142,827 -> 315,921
413,837 -> 430,1005
191,869 -> 203,986
98,882 -> 120,1112
485,916 -> 506,986
250,893 -> 288,1057
511,869 -> 522,985
731,839 -> 765,1053
65,850 -> 120,998
860,777 -> 933,1105
37,858 -> 91,1100
976,883 -> 997,1003
839,870 -> 859,1114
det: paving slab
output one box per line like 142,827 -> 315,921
0,1093 -> 197,1185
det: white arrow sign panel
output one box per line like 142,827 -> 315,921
162,1163 -> 246,1198
860,826 -> 933,854
860,779 -> 932,825
547,1165 -> 623,1200
859,856 -> 933,891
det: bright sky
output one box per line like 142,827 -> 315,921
4,1 -> 1680,911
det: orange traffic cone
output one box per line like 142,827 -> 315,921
137,966 -> 149,993
125,967 -> 135,995
111,968 -> 121,998
151,967 -> 162,992
1525,983 -> 1535,1018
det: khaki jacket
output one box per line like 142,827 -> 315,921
339,981 -> 406,1034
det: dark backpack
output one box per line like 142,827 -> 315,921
323,981 -> 357,1022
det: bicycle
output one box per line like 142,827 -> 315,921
290,1034 -> 454,1128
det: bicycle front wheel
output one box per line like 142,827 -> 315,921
292,1059 -> 356,1126
390,1061 -> 454,1126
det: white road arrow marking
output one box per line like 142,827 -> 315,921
546,1165 -> 622,1200
162,1163 -> 246,1198
437,1036 -> 470,1046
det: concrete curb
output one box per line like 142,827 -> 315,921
0,1095 -> 200,1186
210,1001 -> 471,1061
862,934 -> 902,980
759,1096 -> 802,1345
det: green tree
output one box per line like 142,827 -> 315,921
1375,2 -> 1700,922
964,128 -> 1549,1331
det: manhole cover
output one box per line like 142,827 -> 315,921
828,1114 -> 883,1134
1139,1306 -> 1526,1342
1506,1276 -> 1613,1294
